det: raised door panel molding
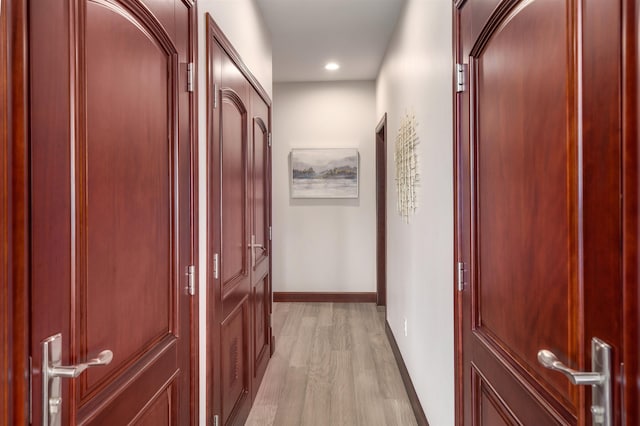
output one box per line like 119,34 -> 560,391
221,300 -> 250,425
253,275 -> 269,378
252,117 -> 269,269
471,366 -> 520,425
220,89 -> 249,292
470,0 -> 576,415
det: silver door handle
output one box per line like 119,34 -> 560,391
249,235 -> 267,268
250,243 -> 267,252
248,237 -> 267,253
42,333 -> 113,425
49,349 -> 113,379
537,338 -> 611,425
537,350 -> 603,385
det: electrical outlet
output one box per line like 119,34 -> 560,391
404,317 -> 408,337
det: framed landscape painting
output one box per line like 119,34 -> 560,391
290,148 -> 359,198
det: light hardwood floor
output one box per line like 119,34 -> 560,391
246,303 -> 418,426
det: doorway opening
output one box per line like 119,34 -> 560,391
376,113 -> 387,308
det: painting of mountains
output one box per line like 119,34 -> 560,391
290,148 -> 359,198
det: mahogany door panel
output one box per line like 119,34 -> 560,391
472,368 -> 522,426
473,0 -> 574,408
29,0 -> 194,424
220,89 -> 248,293
132,383 -> 175,426
251,112 -> 269,269
78,344 -> 179,424
84,1 -> 174,390
218,89 -> 252,423
455,0 -> 623,424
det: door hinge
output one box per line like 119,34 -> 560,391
187,265 -> 195,296
456,63 -> 466,93
620,362 -> 626,426
457,262 -> 466,291
213,84 -> 218,109
269,314 -> 272,328
213,253 -> 219,280
213,414 -> 220,426
187,62 -> 194,93
269,226 -> 272,241
268,133 -> 272,147
28,356 -> 32,424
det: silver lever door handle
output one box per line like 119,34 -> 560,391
50,349 -> 113,378
249,235 -> 267,268
537,338 -> 612,426
42,333 -> 113,425
250,243 -> 266,252
537,349 -> 603,385
248,237 -> 267,253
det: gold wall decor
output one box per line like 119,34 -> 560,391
394,112 -> 419,223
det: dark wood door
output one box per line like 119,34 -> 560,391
249,88 -> 272,398
29,0 -> 196,424
209,38 -> 253,426
455,0 -> 623,424
207,15 -> 273,425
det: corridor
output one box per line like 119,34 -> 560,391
246,303 -> 417,426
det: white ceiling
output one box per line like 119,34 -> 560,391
255,0 -> 406,83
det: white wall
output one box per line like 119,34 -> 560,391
196,2 -> 272,425
197,1 -> 273,98
272,81 -> 377,293
376,0 -> 454,425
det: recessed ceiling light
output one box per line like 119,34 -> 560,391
325,62 -> 340,71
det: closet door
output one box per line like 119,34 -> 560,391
454,0 -> 623,424
207,15 -> 273,425
208,38 -> 253,425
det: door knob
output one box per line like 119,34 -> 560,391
537,338 -> 611,425
42,333 -> 113,425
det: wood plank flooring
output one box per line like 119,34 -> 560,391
246,303 -> 418,426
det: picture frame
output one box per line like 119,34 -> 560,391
290,148 -> 359,199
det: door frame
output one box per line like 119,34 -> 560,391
2,0 -> 30,423
452,3 -> 463,423
375,113 -> 387,308
186,1 -> 200,422
622,0 -> 640,423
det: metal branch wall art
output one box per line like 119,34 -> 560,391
394,112 -> 420,223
